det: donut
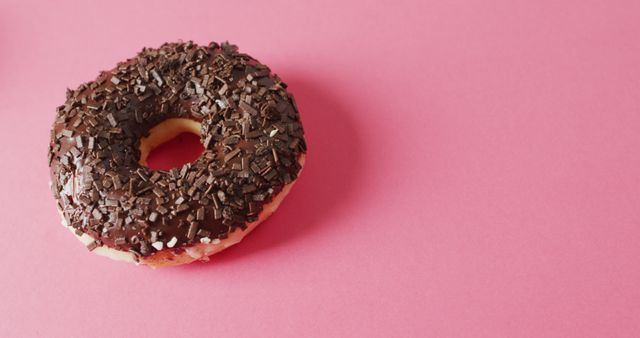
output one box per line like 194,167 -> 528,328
48,41 -> 307,267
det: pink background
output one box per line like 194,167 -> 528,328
1,0 -> 640,337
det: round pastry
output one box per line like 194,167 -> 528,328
48,41 -> 307,267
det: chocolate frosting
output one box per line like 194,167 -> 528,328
48,41 -> 306,258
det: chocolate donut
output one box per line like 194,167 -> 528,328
48,41 -> 307,267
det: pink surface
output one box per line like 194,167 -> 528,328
146,133 -> 205,171
1,0 -> 640,337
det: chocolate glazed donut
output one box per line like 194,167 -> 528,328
48,41 -> 307,267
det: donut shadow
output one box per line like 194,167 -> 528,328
175,73 -> 364,270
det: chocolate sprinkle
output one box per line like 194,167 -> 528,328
196,207 -> 205,221
187,222 -> 199,240
48,41 -> 306,257
86,241 -> 99,251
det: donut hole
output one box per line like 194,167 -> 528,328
139,118 -> 204,170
